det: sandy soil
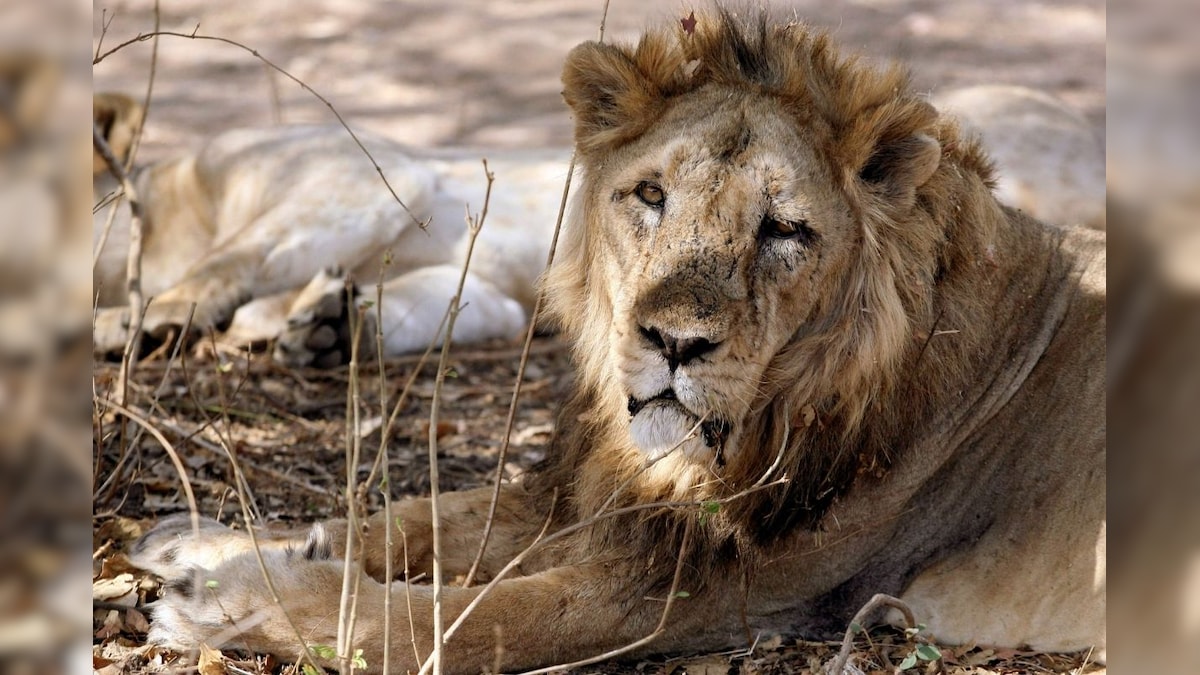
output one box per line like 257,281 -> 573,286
93,0 -> 1104,156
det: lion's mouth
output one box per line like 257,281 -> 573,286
627,391 -> 731,463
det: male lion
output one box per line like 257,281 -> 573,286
129,11 -> 1105,672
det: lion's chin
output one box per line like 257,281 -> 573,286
628,400 -> 715,462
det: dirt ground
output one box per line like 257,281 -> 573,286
92,1 -> 1106,673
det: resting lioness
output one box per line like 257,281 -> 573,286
128,10 -> 1104,673
92,93 -> 568,366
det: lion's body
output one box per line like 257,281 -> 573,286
93,112 -> 568,363
129,12 -> 1105,673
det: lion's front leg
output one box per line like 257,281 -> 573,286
355,484 -> 549,583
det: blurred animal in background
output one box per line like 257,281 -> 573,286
933,84 -> 1105,230
91,92 -> 567,367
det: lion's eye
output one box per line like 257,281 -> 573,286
634,182 -> 666,208
760,216 -> 813,243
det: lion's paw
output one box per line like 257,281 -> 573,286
131,516 -> 341,653
274,267 -> 367,368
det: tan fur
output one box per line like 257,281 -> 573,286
131,11 -> 1105,672
91,93 -> 565,363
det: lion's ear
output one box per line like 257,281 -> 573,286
93,92 -> 143,175
857,132 -> 941,206
561,41 -> 663,152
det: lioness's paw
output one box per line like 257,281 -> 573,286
274,267 -> 366,368
93,306 -> 131,355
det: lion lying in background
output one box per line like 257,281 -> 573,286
93,67 -> 1101,367
92,92 -> 568,366
128,9 -> 1104,673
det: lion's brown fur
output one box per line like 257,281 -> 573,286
533,10 -> 1014,564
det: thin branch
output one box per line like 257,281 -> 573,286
464,0 -> 612,589
425,160 -> 495,675
337,291 -> 369,672
515,516 -> 694,675
93,29 -> 427,229
93,124 -> 147,383
93,397 -> 200,536
826,593 -> 917,675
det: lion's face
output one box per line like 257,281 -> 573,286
581,88 -> 859,466
554,33 -> 944,483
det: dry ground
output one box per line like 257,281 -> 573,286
93,1 -> 1105,673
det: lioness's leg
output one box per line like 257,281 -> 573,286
275,264 -> 528,367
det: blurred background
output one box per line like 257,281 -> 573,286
0,0 -> 1195,672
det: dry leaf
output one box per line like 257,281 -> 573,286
93,572 -> 138,603
124,608 -> 151,633
199,643 -> 227,675
94,610 -> 123,639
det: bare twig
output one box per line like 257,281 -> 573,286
827,593 -> 918,675
463,0 -> 612,589
425,160 -> 495,675
337,291 -> 369,672
124,0 -> 159,174
92,126 -> 147,400
93,30 -> 427,229
93,397 -> 200,535
515,517 -> 694,675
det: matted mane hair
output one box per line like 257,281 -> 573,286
537,8 -> 1002,562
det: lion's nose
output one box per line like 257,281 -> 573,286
638,325 -> 720,371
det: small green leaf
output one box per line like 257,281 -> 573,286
217,361 -> 233,373
394,516 -> 405,533
309,644 -> 337,660
915,643 -> 941,661
352,648 -> 367,669
701,501 -> 721,514
849,621 -> 863,634
445,367 -> 458,378
673,590 -> 691,599
302,665 -> 323,675
897,652 -> 918,670
361,300 -> 375,309
204,579 -> 219,589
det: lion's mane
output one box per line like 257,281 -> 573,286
529,10 -> 1029,572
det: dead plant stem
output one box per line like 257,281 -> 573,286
426,160 -> 494,675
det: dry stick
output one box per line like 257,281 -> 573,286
826,593 -> 918,675
426,161 -> 495,675
462,150 -> 575,588
91,0 -> 159,271
462,0 -> 613,590
95,398 -> 200,530
92,128 -> 147,407
357,310 -> 449,501
372,276 -> 396,675
417,479 -> 787,675
93,30 -> 426,229
124,0 -> 160,174
337,294 -> 369,673
205,336 -> 265,524
215,427 -> 326,675
516,518 -> 695,675
92,304 -> 195,506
